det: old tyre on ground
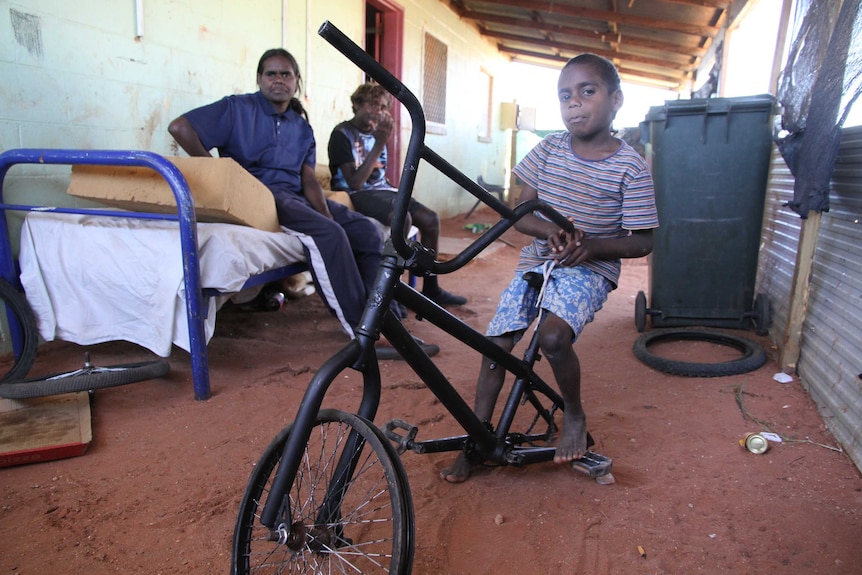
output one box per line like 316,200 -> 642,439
633,329 -> 767,377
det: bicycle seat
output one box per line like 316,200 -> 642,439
522,271 -> 544,289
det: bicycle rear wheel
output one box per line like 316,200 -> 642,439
0,277 -> 39,382
232,408 -> 414,575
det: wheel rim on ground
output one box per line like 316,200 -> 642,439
0,359 -> 171,399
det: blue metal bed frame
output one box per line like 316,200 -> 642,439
0,148 -> 308,401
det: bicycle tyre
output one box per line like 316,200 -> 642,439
0,359 -> 171,399
232,408 -> 414,575
633,329 -> 767,377
0,277 -> 39,383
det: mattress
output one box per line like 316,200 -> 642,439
18,212 -> 308,356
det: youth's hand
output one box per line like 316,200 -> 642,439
372,111 -> 394,143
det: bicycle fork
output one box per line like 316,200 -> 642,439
259,252 -> 403,533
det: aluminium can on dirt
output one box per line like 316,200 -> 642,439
740,432 -> 769,454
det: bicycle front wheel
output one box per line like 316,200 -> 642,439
232,408 -> 414,575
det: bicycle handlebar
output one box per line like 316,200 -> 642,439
318,21 -> 574,275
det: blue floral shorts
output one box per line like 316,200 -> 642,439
486,263 -> 612,343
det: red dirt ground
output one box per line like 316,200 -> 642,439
2,211 -> 860,574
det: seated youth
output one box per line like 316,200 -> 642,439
328,83 -> 467,308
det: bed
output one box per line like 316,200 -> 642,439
0,149 -> 310,400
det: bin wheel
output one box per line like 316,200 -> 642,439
635,290 -> 647,333
752,293 -> 770,336
633,329 -> 767,377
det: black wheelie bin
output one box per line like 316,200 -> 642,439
636,94 -> 775,334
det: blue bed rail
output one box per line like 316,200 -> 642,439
0,148 -> 306,400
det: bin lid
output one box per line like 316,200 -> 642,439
644,94 -> 775,122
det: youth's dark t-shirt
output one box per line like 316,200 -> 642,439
328,121 -> 395,192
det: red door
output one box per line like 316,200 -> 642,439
366,0 -> 404,185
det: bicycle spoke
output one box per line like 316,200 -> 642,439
233,410 -> 411,574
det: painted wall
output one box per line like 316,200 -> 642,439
1,0 -> 515,221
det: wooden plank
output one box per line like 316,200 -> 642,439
0,392 -> 92,467
779,211 -> 821,371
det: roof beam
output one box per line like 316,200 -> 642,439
498,45 -> 686,87
657,0 -> 729,8
454,9 -> 706,58
480,27 -> 693,71
478,0 -> 720,37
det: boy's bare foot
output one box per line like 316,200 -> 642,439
553,411 -> 589,464
440,452 -> 472,483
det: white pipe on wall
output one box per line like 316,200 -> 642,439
305,0 -> 312,99
135,0 -> 144,39
281,0 -> 287,49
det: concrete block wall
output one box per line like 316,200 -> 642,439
1,0 -> 515,221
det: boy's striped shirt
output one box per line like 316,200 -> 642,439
513,131 -> 659,287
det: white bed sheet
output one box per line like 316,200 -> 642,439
18,212 -> 308,357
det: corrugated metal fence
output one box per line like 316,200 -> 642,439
756,144 -> 800,340
756,125 -> 862,469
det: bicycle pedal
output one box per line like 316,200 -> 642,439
569,451 -> 613,478
382,419 -> 418,454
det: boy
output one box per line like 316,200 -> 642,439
442,54 -> 659,482
328,83 -> 467,307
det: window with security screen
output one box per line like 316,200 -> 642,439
423,32 -> 447,129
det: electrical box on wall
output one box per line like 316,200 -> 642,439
500,102 -> 537,132
518,106 -> 537,132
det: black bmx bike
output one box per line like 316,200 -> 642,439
231,22 -> 613,575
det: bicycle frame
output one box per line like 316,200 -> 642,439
260,21 -> 576,530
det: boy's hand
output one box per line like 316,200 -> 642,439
559,236 -> 591,266
549,224 -> 586,266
